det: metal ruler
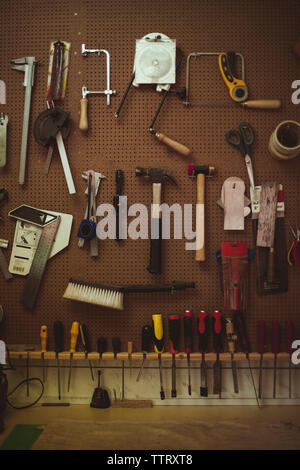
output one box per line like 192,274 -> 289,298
21,216 -> 61,310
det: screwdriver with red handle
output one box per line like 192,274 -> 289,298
183,310 -> 193,396
212,310 -> 223,397
285,320 -> 295,399
198,311 -> 210,397
271,320 -> 280,399
258,320 -> 266,399
168,314 -> 180,398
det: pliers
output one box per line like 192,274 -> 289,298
287,226 -> 300,266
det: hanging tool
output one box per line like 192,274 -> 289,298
11,56 -> 38,185
168,314 -> 180,398
79,44 -> 116,131
115,33 -> 190,156
40,325 -> 47,383
90,370 -> 110,408
198,311 -> 209,397
79,323 -> 94,381
257,320 -> 266,400
183,310 -> 193,396
182,51 -> 280,109
112,337 -> 121,359
221,242 -> 249,312
285,320 -> 295,399
97,337 -> 107,368
67,321 -> 79,392
187,164 -> 216,261
212,310 -> 223,397
135,167 -> 178,274
21,216 -> 61,310
287,226 -> 300,266
0,113 -> 8,167
53,321 -> 64,400
152,313 -> 165,400
0,239 -> 13,281
225,318 -> 239,394
77,172 -> 97,242
226,122 -> 255,192
113,170 -> 124,241
271,320 -> 280,399
136,325 -> 152,382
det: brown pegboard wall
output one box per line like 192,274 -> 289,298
0,0 -> 300,354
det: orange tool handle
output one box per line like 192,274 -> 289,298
70,321 -> 79,353
40,325 -> 47,353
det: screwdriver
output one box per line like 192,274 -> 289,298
257,320 -> 266,400
212,310 -> 223,398
67,321 -> 79,392
97,337 -> 107,368
152,313 -> 165,400
168,314 -> 180,398
198,311 -> 209,397
79,323 -> 94,381
271,320 -> 280,399
112,337 -> 121,358
225,317 -> 239,393
285,320 -> 295,399
53,321 -> 64,400
40,325 -> 47,382
136,325 -> 152,382
183,310 -> 193,395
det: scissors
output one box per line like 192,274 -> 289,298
287,226 -> 300,266
226,122 -> 255,190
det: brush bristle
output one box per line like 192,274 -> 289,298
63,280 -> 124,310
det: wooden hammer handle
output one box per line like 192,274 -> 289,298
196,173 -> 205,261
79,98 -> 89,131
155,132 -> 191,156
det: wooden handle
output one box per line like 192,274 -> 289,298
155,132 -> 191,156
79,98 -> 88,131
243,100 -> 281,109
267,247 -> 276,283
196,173 -> 205,261
225,319 -> 236,353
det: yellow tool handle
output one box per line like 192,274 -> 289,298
79,98 -> 88,131
154,132 -> 191,156
152,313 -> 164,354
242,100 -> 281,109
40,325 -> 47,353
70,321 -> 79,353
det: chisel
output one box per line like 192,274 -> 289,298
67,321 -> 79,392
97,337 -> 107,368
40,325 -> 47,382
79,323 -> 94,381
183,310 -> 193,395
258,320 -> 265,399
272,320 -> 280,399
198,311 -> 209,397
285,320 -> 295,399
212,310 -> 223,397
225,318 -> 239,393
53,321 -> 64,400
136,325 -> 152,382
168,314 -> 180,398
152,313 -> 165,400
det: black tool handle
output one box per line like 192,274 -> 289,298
197,311 -> 210,353
168,314 -> 180,354
53,321 -> 64,354
148,218 -> 162,274
79,323 -> 91,353
271,321 -> 280,355
97,337 -> 107,355
141,325 -> 152,353
212,311 -> 223,353
233,311 -> 250,353
112,337 -> 121,357
183,310 -> 193,354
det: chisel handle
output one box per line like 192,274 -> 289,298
234,311 -> 250,353
141,325 -> 152,353
271,320 -> 280,354
53,321 -> 64,354
112,337 -> 121,357
285,320 -> 295,354
79,323 -> 91,353
40,325 -> 47,353
154,132 -> 191,156
79,97 -> 88,131
257,320 -> 266,355
168,314 -> 180,354
97,337 -> 107,355
225,318 -> 236,353
152,313 -> 164,354
183,310 -> 193,354
212,310 -> 223,353
70,321 -> 79,353
242,100 -> 281,109
197,311 -> 209,353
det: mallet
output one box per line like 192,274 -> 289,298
188,164 -> 215,261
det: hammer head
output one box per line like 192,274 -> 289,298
188,165 -> 215,177
135,167 -> 177,184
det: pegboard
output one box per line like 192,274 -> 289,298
0,0 -> 300,355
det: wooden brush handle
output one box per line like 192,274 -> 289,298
243,100 -> 281,109
79,97 -> 88,131
196,173 -> 205,261
155,132 -> 191,156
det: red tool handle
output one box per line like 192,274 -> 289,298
257,320 -> 266,355
212,310 -> 223,353
197,311 -> 209,353
183,310 -> 193,354
285,320 -> 295,354
271,320 -> 280,354
168,314 -> 180,354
